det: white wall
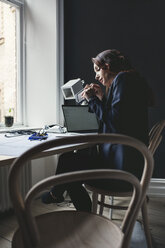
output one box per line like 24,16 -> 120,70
24,0 -> 63,184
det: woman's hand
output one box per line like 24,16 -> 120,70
82,84 -> 104,101
90,83 -> 104,101
81,84 -> 95,101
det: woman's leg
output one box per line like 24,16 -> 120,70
54,151 -> 99,211
67,182 -> 92,212
43,148 -> 99,212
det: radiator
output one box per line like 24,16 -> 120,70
0,162 -> 32,212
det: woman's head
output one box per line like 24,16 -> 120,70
92,49 -> 133,74
92,49 -> 133,87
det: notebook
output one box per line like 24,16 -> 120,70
62,105 -> 99,133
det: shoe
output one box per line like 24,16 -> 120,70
41,191 -> 64,204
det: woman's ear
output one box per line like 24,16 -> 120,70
104,63 -> 110,70
104,63 -> 116,75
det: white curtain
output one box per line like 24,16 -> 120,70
25,0 -> 64,127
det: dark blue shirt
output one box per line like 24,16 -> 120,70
88,71 -> 149,178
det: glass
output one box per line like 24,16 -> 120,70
4,107 -> 14,127
0,1 -> 19,125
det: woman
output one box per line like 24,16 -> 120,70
42,49 -> 152,212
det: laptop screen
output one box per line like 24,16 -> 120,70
62,105 -> 99,133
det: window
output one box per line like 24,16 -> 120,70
0,0 -> 24,126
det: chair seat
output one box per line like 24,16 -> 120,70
12,210 -> 124,248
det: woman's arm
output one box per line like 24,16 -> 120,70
88,73 -> 129,133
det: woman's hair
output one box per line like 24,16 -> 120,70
92,49 -> 155,106
92,49 -> 134,73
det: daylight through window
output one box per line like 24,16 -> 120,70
0,0 -> 23,126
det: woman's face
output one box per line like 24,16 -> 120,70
93,63 -> 112,87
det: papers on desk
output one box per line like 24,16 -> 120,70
0,132 -> 85,157
0,133 -> 55,157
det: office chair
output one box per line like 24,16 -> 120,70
9,134 -> 153,248
86,120 -> 165,248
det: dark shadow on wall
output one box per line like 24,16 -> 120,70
64,0 -> 165,178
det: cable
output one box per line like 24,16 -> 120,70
5,130 -> 35,138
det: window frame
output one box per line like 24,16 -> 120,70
0,0 -> 25,126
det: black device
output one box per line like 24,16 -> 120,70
62,105 -> 99,133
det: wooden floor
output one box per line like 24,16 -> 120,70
0,196 -> 165,248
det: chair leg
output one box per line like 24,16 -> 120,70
92,192 -> 98,214
141,197 -> 153,248
109,196 -> 114,219
99,194 -> 105,215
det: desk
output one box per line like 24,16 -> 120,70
0,132 -> 89,167
0,132 -> 91,211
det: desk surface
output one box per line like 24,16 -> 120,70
0,132 -> 88,167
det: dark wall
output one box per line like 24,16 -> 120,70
64,0 -> 165,178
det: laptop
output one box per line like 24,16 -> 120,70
62,105 -> 99,133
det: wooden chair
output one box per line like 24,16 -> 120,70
8,134 -> 153,248
148,120 -> 165,154
86,120 -> 165,248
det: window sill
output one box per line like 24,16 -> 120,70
0,124 -> 41,133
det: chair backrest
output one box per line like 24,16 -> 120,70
148,120 -> 165,154
8,134 -> 154,248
